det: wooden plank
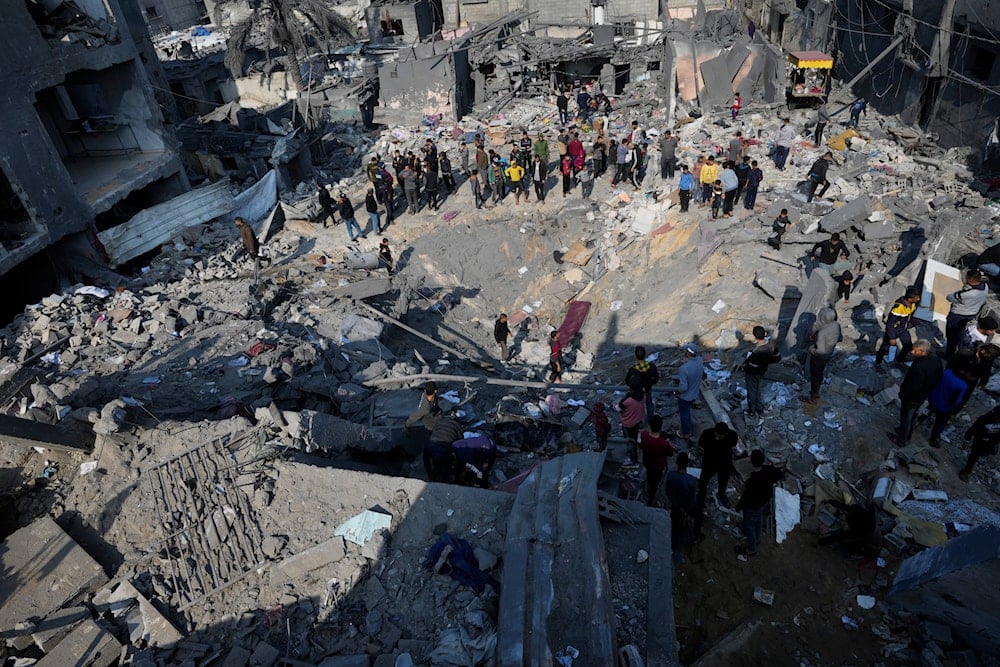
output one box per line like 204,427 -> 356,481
98,179 -> 234,266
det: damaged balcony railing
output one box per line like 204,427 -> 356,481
143,428 -> 268,611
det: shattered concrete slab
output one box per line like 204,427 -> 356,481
0,517 -> 108,636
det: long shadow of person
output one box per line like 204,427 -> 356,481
395,246 -> 414,273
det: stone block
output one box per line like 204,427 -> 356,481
105,581 -> 183,647
875,384 -> 899,406
277,537 -> 347,580
888,525 -> 1000,655
0,517 -> 108,636
819,195 -> 873,234
828,375 -> 859,397
250,640 -> 281,667
36,619 -> 120,667
31,605 -> 89,652
317,656 -> 370,667
221,646 -> 252,667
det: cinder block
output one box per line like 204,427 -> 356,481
278,537 -> 347,580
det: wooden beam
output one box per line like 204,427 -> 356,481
356,302 -> 495,371
364,372 -> 680,394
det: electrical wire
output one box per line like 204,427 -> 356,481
867,0 -> 1000,46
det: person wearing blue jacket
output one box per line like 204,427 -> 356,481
678,165 -> 695,212
927,368 -> 974,446
675,343 -> 704,439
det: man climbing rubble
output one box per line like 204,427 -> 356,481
810,232 -> 850,270
875,286 -> 921,366
406,381 -> 444,433
805,151 -> 833,202
802,307 -> 841,405
425,417 -> 464,483
945,269 -> 989,357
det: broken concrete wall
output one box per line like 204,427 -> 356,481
143,0 -> 206,33
377,39 -> 469,123
365,0 -> 436,44
888,526 -> 1000,655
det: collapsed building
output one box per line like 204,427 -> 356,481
0,0 -> 189,319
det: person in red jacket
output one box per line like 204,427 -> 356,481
585,401 -> 611,451
619,386 -> 646,463
639,415 -> 674,506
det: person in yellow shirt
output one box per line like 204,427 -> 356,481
505,161 -> 527,204
699,155 -> 718,207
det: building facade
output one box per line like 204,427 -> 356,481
0,0 -> 188,283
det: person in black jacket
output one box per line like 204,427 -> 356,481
316,185 -> 335,227
364,188 -> 381,235
805,151 -> 832,202
891,339 -> 943,445
439,152 -> 456,195
810,232 -> 850,268
695,422 -> 739,539
494,313 -> 511,362
960,405 -> 1000,481
423,163 -> 440,211
744,326 -> 781,418
950,343 -> 1000,412
876,286 -> 921,365
736,449 -> 783,561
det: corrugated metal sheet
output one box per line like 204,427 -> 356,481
98,179 -> 234,266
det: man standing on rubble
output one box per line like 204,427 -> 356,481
675,343 -> 703,439
458,140 -> 470,176
337,192 -> 364,242
476,143 -> 489,175
810,232 -> 850,270
960,405 -> 1000,481
665,452 -> 698,562
695,421 -> 739,536
612,139 -> 629,186
815,99 -> 830,146
556,88 -> 570,126
678,165 -> 695,212
744,326 -> 780,418
744,160 -> 763,210
736,449 -> 783,562
626,345 -> 660,417
735,155 -> 751,201
439,151 -> 457,196
531,155 -> 548,202
875,286 -> 921,366
533,133 -> 549,165
469,169 -> 483,209
728,131 -> 744,164
699,155 -> 718,207
316,184 -> 335,227
494,313 -> 510,362
773,119 -> 796,170
945,269 -> 989,357
802,307 -> 841,404
506,159 -> 527,204
806,151 -> 833,202
639,415 -> 673,506
365,188 -> 381,235
891,339 -> 943,446
576,86 -> 592,122
659,130 -> 678,180
720,160 -> 739,217
401,163 -> 419,215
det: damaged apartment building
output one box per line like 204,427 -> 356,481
0,0 -> 188,319
375,0 -> 788,124
738,0 -> 1000,155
